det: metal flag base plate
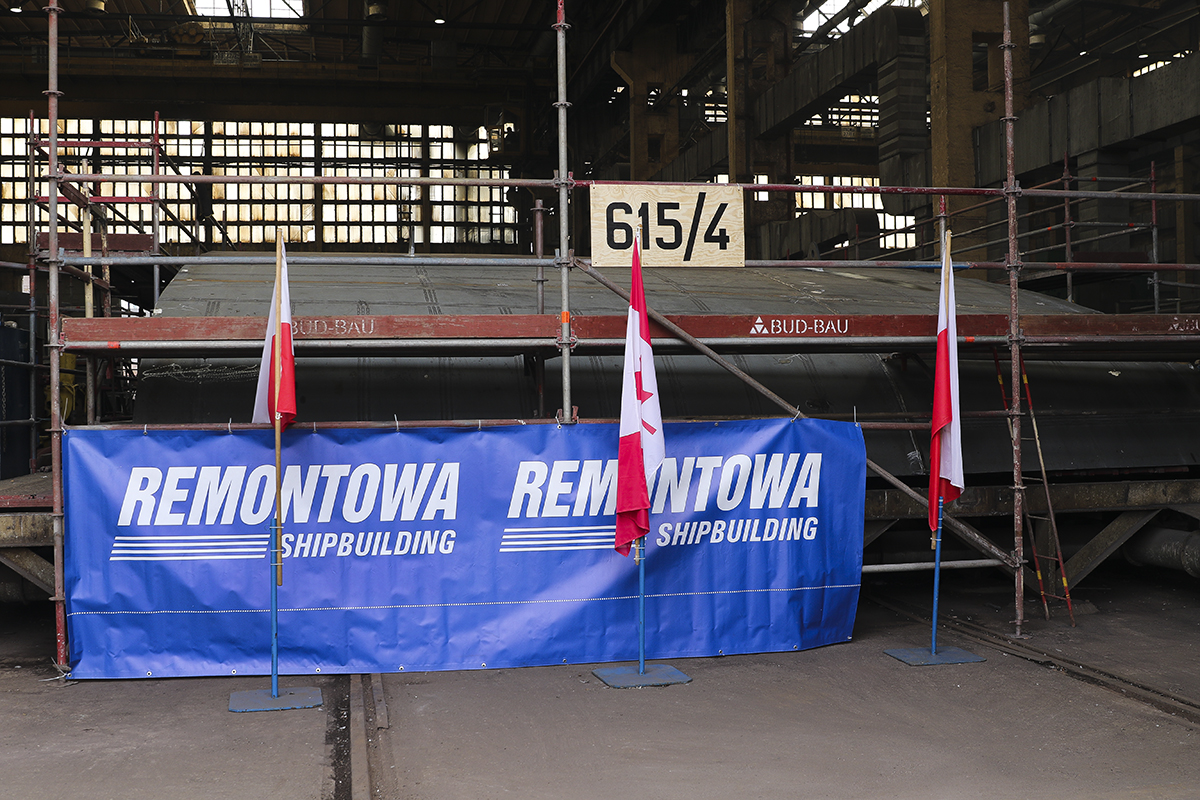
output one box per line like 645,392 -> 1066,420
884,646 -> 986,666
229,686 -> 323,712
592,664 -> 691,688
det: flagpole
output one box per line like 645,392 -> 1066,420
230,233 -> 324,712
931,496 -> 944,655
934,199 -> 948,550
273,234 -> 284,588
636,536 -> 646,675
271,233 -> 284,698
592,227 -> 689,689
883,209 -> 983,667
928,202 -> 948,657
270,523 -> 279,697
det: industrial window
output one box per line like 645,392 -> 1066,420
703,89 -> 728,124
754,174 -> 769,202
804,94 -> 879,128
1133,51 -> 1191,78
192,0 -> 302,19
0,117 -> 518,250
321,122 -> 419,246
209,120 -> 316,245
0,116 -> 32,246
796,175 -> 916,253
797,0 -> 923,39
424,125 -> 517,246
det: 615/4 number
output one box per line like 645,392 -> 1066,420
605,191 -> 730,262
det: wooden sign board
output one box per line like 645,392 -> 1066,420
589,184 -> 745,267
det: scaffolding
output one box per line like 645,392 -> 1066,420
11,0 -> 1200,668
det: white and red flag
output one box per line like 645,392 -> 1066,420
615,238 -> 665,556
928,229 -> 964,530
252,240 -> 297,430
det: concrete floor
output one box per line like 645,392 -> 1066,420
3,565 -> 1199,799
0,605 -> 347,800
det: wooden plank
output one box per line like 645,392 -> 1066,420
36,232 -> 155,253
59,312 -> 1200,352
1064,509 -> 1160,590
0,548 -> 54,595
0,473 -> 52,509
570,313 -> 1011,340
0,513 -> 54,547
1022,314 -> 1200,336
58,181 -> 91,210
865,478 -> 1200,520
62,314 -> 561,345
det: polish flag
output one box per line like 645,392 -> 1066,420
252,241 -> 296,429
928,229 -> 963,530
615,238 -> 665,556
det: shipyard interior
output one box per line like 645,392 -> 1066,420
4,0 -> 1200,797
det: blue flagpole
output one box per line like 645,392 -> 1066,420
270,518 -> 280,698
637,536 -> 646,675
229,513 -> 323,711
883,494 -> 984,668
591,531 -> 687,688
931,496 -> 944,655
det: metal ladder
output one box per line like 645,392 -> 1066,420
993,351 -> 1076,626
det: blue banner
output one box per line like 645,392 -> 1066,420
64,418 -> 865,678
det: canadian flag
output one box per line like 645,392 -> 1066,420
928,229 -> 964,530
252,240 -> 297,430
615,238 -> 665,556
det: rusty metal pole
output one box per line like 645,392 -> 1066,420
533,199 -> 546,418
46,0 -> 68,667
1151,162 -> 1160,313
554,0 -> 573,422
1001,2 -> 1025,636
26,112 -> 38,472
1062,152 -> 1074,303
26,254 -> 36,472
152,111 -> 161,308
534,199 -> 546,314
101,232 -> 111,317
82,157 -> 95,425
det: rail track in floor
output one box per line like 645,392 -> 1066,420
867,593 -> 1200,727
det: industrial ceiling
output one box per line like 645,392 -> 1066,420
0,1 -> 1195,142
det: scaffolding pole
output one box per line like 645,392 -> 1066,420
1002,1 -> 1025,636
45,0 -> 67,668
554,0 -> 573,423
